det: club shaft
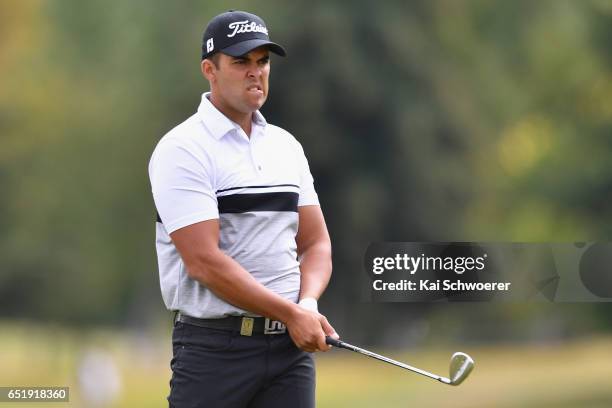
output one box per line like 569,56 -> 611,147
326,337 -> 451,384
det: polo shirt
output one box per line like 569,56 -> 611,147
148,92 -> 319,318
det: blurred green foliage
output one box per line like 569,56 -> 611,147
1,0 -> 611,343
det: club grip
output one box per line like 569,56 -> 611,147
325,336 -> 343,347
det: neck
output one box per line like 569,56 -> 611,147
209,93 -> 253,137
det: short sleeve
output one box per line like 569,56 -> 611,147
148,138 -> 219,233
294,141 -> 320,207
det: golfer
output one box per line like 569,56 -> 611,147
148,10 -> 338,408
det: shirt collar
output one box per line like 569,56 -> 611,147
197,92 -> 267,140
252,109 -> 267,127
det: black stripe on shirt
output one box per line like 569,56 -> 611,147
216,184 -> 299,194
156,212 -> 162,223
218,192 -> 298,214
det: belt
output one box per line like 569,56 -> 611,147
176,313 -> 287,336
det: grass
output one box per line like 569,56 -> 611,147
1,321 -> 611,407
317,338 -> 612,407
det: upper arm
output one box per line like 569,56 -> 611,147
170,219 -> 221,276
292,140 -> 319,207
291,136 -> 328,255
149,138 -> 219,234
149,138 -> 221,278
296,205 -> 331,256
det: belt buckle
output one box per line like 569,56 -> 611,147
264,318 -> 286,335
240,317 -> 254,336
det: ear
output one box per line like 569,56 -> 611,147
201,59 -> 216,82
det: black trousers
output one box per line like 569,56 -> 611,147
168,321 -> 315,408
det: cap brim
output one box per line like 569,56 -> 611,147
221,39 -> 286,57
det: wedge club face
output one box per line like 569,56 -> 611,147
448,352 -> 474,385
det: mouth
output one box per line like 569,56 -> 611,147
246,84 -> 264,95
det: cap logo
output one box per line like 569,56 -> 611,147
227,20 -> 268,38
206,38 -> 214,53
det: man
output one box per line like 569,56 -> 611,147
148,10 -> 339,408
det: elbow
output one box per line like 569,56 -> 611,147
320,239 -> 333,259
184,248 -> 221,283
319,242 -> 333,266
300,241 -> 333,268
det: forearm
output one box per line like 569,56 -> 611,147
298,241 -> 332,301
185,249 -> 299,323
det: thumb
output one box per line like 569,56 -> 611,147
320,315 -> 339,340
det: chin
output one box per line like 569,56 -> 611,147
248,97 -> 266,111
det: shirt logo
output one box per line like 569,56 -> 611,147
206,38 -> 214,53
227,20 -> 268,38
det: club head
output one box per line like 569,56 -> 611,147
448,352 -> 474,386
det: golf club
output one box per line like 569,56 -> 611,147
325,337 -> 474,386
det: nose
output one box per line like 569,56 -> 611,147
247,64 -> 263,78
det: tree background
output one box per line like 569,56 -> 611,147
1,2 -> 612,404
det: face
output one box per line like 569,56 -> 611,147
203,46 -> 271,117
